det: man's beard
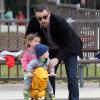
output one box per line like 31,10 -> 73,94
41,22 -> 48,28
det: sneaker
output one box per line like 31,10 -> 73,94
45,91 -> 56,100
23,89 -> 29,100
45,91 -> 51,100
50,92 -> 56,100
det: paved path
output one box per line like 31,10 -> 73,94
0,82 -> 100,100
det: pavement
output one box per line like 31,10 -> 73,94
0,82 -> 100,100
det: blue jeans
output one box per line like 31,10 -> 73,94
63,54 -> 79,100
24,73 -> 32,89
49,53 -> 79,100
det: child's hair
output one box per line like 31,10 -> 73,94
19,33 -> 40,60
24,33 -> 40,50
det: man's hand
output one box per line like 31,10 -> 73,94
48,58 -> 59,69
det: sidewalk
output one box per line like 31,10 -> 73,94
0,82 -> 100,100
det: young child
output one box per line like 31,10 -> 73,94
20,33 -> 41,100
21,33 -> 41,71
26,43 -> 56,100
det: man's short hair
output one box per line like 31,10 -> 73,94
34,4 -> 49,13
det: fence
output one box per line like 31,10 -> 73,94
0,19 -> 28,51
48,0 -> 96,9
73,20 -> 100,87
48,3 -> 100,20
0,19 -> 100,87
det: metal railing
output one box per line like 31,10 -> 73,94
58,0 -> 96,9
0,18 -> 100,86
48,3 -> 100,19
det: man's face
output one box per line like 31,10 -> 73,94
35,10 -> 50,28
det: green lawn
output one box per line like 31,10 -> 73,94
56,64 -> 100,77
0,63 -> 100,78
0,65 -> 24,78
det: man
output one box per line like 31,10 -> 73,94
26,4 -> 83,100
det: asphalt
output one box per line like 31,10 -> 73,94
0,82 -> 100,100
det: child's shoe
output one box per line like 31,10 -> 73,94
45,91 -> 56,100
23,88 -> 29,100
49,92 -> 56,100
45,91 -> 51,99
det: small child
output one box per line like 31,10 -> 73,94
21,33 -> 41,71
26,43 -> 56,99
20,33 -> 41,100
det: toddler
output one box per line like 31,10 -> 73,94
20,33 -> 41,100
26,43 -> 56,99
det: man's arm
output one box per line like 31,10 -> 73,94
55,17 -> 83,60
25,18 -> 34,37
25,17 -> 39,37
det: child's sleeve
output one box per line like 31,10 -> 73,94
20,51 -> 28,71
26,59 -> 37,72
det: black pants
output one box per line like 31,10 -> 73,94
49,53 -> 79,100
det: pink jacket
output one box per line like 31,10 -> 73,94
21,48 -> 36,71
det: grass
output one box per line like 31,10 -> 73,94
0,64 -> 100,77
0,64 -> 24,78
57,64 -> 100,77
0,63 -> 100,83
83,64 -> 100,77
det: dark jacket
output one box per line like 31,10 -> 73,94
26,13 -> 83,61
